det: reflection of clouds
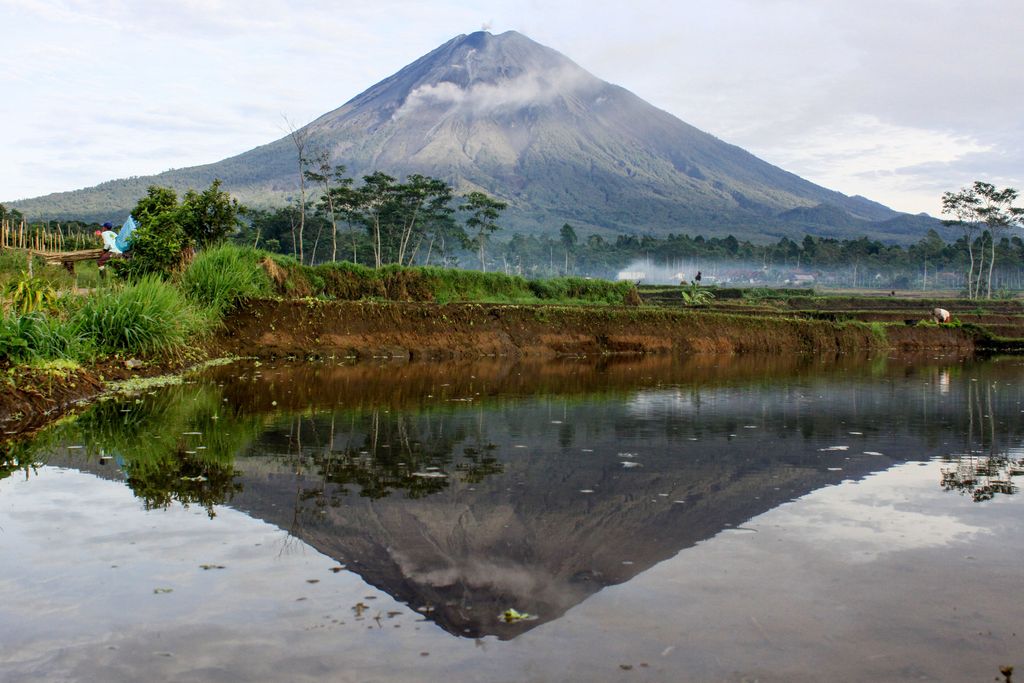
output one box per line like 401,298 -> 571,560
624,389 -> 698,415
392,551 -> 565,600
768,462 -> 987,563
0,467 -> 393,647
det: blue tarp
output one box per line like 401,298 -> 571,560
115,215 -> 137,252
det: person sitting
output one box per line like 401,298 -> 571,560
95,222 -> 122,272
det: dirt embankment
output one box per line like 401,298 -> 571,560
215,299 -> 980,359
0,300 -> 986,442
0,357 -> 201,445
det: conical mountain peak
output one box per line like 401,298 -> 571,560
11,31 -> 937,241
325,29 -> 601,127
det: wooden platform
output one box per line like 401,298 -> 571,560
2,245 -> 105,271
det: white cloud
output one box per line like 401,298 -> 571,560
741,115 -> 992,214
394,65 -> 592,119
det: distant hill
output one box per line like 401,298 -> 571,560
9,30 -> 945,243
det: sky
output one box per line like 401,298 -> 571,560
2,0 -> 1022,217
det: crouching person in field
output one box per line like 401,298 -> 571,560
932,307 -> 951,324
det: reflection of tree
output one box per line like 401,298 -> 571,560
940,379 -> 1024,502
122,447 -> 242,517
0,442 -> 42,482
941,454 -> 1023,502
259,408 -> 506,503
27,385 -> 261,516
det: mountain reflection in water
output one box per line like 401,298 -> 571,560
18,354 -> 1024,640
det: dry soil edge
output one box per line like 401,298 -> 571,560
215,300 -> 978,359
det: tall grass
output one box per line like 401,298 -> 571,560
179,243 -> 273,316
0,312 -> 87,361
71,275 -> 210,356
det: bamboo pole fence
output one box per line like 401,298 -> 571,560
0,218 -> 104,268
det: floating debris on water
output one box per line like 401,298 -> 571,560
501,608 -> 534,623
199,564 -> 225,570
620,461 -> 642,469
818,446 -> 849,451
863,451 -> 884,456
411,471 -> 447,478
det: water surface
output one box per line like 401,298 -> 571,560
1,354 -> 1022,681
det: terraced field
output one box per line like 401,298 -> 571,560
639,286 -> 1024,342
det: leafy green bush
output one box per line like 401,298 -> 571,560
179,243 -> 272,316
113,210 -> 189,280
71,275 -> 209,356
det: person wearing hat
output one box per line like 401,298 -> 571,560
95,222 -> 122,272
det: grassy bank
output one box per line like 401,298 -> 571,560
261,256 -> 639,305
0,244 -> 640,366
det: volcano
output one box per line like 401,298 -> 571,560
10,30 -> 937,241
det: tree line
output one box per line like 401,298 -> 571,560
237,152 -> 507,272
2,178 -> 1021,297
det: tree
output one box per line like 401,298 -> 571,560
305,152 -> 352,263
460,192 -> 507,272
394,174 -> 454,266
358,172 -> 399,269
180,179 -> 242,247
560,222 -> 577,274
943,181 -> 1023,298
283,116 -> 311,264
132,186 -> 178,224
119,181 -> 242,278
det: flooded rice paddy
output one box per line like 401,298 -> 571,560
1,354 -> 1022,682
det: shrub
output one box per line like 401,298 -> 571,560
680,282 -> 715,306
4,272 -> 59,314
71,275 -> 209,356
114,210 -> 188,280
179,244 -> 272,316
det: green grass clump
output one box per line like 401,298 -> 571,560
0,312 -> 86,361
422,267 -> 531,303
527,276 -> 636,304
70,275 -> 209,356
179,243 -> 273,316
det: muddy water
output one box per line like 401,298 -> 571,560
1,355 -> 1022,682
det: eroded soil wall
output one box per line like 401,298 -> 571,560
215,300 -> 978,359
